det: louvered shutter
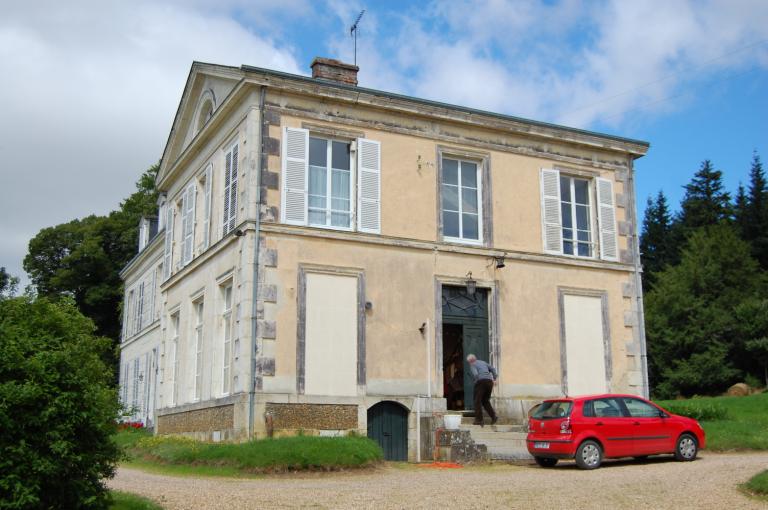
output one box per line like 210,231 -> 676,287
163,208 -> 174,280
281,127 -> 309,225
540,169 -> 563,254
223,150 -> 232,235
596,177 -> 619,261
228,145 -> 238,233
182,183 -> 196,265
357,138 -> 381,233
202,164 -> 212,249
135,283 -> 144,333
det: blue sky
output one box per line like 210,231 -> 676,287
1,0 -> 767,286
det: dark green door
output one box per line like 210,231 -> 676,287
442,286 -> 490,411
367,401 -> 408,461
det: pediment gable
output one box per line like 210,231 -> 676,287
157,62 -> 243,187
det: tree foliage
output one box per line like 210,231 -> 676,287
23,165 -> 158,345
743,152 -> 768,268
0,268 -> 18,300
0,296 -> 120,509
639,191 -> 674,289
677,159 -> 731,232
646,226 -> 766,398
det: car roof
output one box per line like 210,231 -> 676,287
542,393 -> 648,402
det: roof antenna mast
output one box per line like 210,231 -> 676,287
350,9 -> 365,66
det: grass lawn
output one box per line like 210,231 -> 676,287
655,392 -> 768,451
109,490 -> 163,510
116,429 -> 383,476
741,470 -> 768,502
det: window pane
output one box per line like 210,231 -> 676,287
623,398 -> 660,418
561,205 -> 573,229
461,162 -> 477,188
331,197 -> 350,212
562,228 -> 574,241
577,230 -> 590,242
331,212 -> 350,228
462,186 -> 478,213
309,137 -> 327,167
442,184 -> 459,212
462,213 -> 479,240
560,176 -> 571,202
331,141 -> 350,170
576,205 -> 590,230
593,398 -> 624,418
563,240 -> 574,255
309,165 -> 327,196
574,179 -> 589,205
443,211 -> 460,237
442,159 -> 458,185
308,210 -> 325,225
577,242 -> 591,257
331,169 -> 350,200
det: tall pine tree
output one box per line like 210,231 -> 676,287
743,152 -> 768,268
733,183 -> 749,236
678,159 -> 732,231
640,190 -> 674,290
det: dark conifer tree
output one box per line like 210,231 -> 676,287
744,152 -> 768,268
640,190 -> 673,290
678,159 -> 732,231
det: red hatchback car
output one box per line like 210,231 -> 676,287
526,394 -> 705,469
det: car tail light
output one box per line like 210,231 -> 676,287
560,418 -> 571,434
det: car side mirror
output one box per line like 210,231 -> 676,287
658,410 -> 669,418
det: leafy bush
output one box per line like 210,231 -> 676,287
657,400 -> 729,421
0,297 -> 121,509
744,470 -> 768,497
123,433 -> 383,473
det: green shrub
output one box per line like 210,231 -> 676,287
657,400 -> 729,421
108,491 -> 163,510
744,470 -> 768,497
124,434 -> 383,473
0,297 -> 121,509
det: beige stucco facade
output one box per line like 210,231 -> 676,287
119,60 -> 649,460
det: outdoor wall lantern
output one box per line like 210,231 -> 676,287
495,256 -> 506,269
465,271 -> 476,296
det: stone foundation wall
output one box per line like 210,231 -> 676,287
156,404 -> 235,434
265,403 -> 358,430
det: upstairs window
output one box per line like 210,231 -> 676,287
441,157 -> 482,244
308,137 -> 352,229
540,169 -> 618,261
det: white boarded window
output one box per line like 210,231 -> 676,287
441,158 -> 482,243
193,300 -> 204,401
305,273 -> 357,396
563,294 -> 607,396
168,313 -> 179,407
220,284 -> 233,396
222,143 -> 239,236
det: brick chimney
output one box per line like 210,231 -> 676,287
310,57 -> 359,86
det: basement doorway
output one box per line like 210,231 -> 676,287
367,401 -> 408,461
442,285 -> 490,411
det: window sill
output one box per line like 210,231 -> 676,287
442,236 -> 484,247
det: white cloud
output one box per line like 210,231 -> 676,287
0,0 -> 303,285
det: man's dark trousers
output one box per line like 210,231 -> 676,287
473,379 -> 497,423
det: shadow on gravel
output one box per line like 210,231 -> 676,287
537,455 -> 704,471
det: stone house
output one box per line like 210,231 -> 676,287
118,57 -> 649,461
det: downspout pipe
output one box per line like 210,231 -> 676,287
626,156 -> 650,399
248,86 -> 267,438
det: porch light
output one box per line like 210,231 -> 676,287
495,257 -> 506,269
465,271 -> 476,296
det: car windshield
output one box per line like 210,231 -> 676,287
532,401 -> 573,420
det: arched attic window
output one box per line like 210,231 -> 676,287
195,90 -> 216,134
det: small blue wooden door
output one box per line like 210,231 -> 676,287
367,401 -> 408,461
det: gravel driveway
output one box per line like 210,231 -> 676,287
109,452 -> 768,509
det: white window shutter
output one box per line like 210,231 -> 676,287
540,169 -> 563,254
229,144 -> 238,233
596,177 -> 619,261
182,183 -> 196,265
163,208 -> 174,280
203,164 -> 212,249
222,150 -> 232,235
281,127 -> 309,225
357,138 -> 381,234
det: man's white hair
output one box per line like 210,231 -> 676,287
466,354 -> 476,363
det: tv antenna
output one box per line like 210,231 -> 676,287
350,9 -> 365,66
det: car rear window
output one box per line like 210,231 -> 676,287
532,401 -> 573,420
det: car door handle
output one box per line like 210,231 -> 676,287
596,421 -> 604,426
633,421 -> 641,426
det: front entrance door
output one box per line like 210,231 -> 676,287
367,401 -> 408,461
442,286 -> 490,411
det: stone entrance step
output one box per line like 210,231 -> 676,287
458,423 -> 532,461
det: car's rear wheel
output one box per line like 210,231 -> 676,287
674,434 -> 698,461
534,456 -> 558,467
575,440 -> 603,470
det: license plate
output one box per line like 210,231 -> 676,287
534,442 -> 550,449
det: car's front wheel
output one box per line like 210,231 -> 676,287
674,433 -> 698,461
534,456 -> 558,467
575,440 -> 603,470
